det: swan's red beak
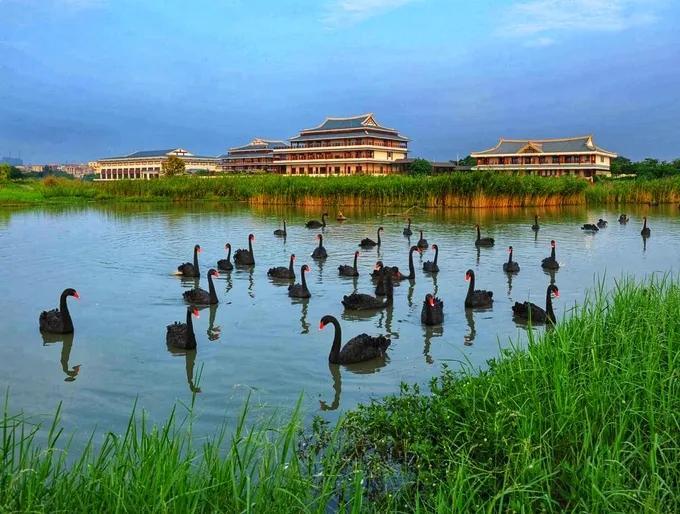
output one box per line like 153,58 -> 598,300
192,308 -> 200,317
73,292 -> 80,299
553,291 -> 560,298
214,271 -> 220,278
319,322 -> 325,330
198,247 -> 202,253
428,298 -> 435,307
465,274 -> 470,281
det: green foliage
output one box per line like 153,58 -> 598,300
161,155 -> 186,176
611,156 -> 680,179
0,163 -> 22,181
457,155 -> 476,167
339,277 -> 680,511
0,279 -> 677,512
408,158 -> 434,176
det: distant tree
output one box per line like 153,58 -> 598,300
0,163 -> 22,180
408,158 -> 433,176
610,156 -> 633,175
458,155 -> 476,167
162,156 -> 186,177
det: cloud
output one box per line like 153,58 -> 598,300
324,0 -> 420,27
501,0 -> 660,41
524,36 -> 555,47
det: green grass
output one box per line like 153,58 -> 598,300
1,278 -> 679,512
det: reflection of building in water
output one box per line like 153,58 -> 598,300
42,332 -> 81,382
464,309 -> 476,346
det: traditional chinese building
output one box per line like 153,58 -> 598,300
471,136 -> 616,179
93,148 -> 220,180
273,113 -> 409,176
219,138 -> 288,173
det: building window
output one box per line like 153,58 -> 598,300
600,156 -> 604,162
552,156 -> 559,164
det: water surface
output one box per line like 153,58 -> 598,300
0,203 -> 677,445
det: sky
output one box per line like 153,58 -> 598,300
1,0 -> 679,163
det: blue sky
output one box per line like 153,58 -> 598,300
1,0 -> 679,163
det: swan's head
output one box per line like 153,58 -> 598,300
550,240 -> 556,248
225,243 -> 231,250
291,254 -> 296,261
465,269 -> 474,281
407,217 -> 411,222
316,234 -> 322,241
354,251 -> 360,257
248,234 -> 255,241
374,261 -> 383,271
425,294 -> 435,307
378,226 -> 384,232
302,264 -> 310,273
475,224 -> 480,228
65,288 -> 80,299
432,244 -> 438,251
508,246 -> 513,253
319,315 -> 335,330
410,246 -> 422,254
548,284 -> 560,299
195,244 -> 202,253
190,307 -> 200,318
208,269 -> 219,278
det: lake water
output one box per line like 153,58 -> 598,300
0,203 -> 677,445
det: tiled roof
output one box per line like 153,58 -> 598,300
302,113 -> 397,133
472,136 -> 616,156
289,130 -> 409,143
126,149 -> 179,158
229,138 -> 288,152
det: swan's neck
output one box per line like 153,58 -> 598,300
283,221 -> 286,232
466,274 -> 475,301
59,292 -> 74,332
377,229 -> 381,246
301,268 -> 308,291
318,237 -> 323,248
186,309 -> 197,348
433,246 -> 439,265
551,246 -> 556,260
643,219 -> 647,229
321,214 -> 327,227
546,290 -> 556,323
193,247 -> 200,275
226,246 -> 231,261
476,226 -> 481,240
208,273 -> 217,303
534,215 -> 538,225
352,253 -> 358,270
384,275 -> 394,304
408,248 -> 416,278
507,249 -> 513,263
248,238 -> 253,256
407,220 -> 411,229
329,319 -> 342,363
288,256 -> 295,273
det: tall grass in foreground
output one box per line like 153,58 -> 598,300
1,278 -> 678,512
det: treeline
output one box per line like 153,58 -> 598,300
611,156 -> 680,179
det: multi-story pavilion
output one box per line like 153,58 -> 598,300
471,136 -> 616,179
93,148 -> 220,180
219,138 -> 288,173
273,114 -> 409,176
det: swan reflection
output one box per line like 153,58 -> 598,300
423,325 -> 444,364
464,309 -> 476,346
166,346 -> 202,393
41,332 -> 81,382
506,271 -> 514,296
319,358 -> 389,411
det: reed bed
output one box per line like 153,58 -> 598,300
3,174 -> 680,207
1,278 -> 678,512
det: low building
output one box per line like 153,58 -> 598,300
219,138 -> 288,173
273,113 -> 409,176
61,164 -> 93,178
471,136 -> 616,179
93,148 -> 220,180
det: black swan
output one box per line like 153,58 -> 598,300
312,234 -> 328,260
273,220 -> 287,236
597,218 -> 608,228
183,268 -> 220,305
177,244 -> 201,277
39,288 -> 79,334
464,269 -> 493,309
360,227 -> 383,248
423,244 -> 439,273
417,230 -> 428,249
342,272 -> 393,310
541,240 -> 560,270
234,234 -> 255,266
371,261 -> 402,281
166,306 -> 199,350
421,294 -> 444,325
320,315 -> 391,365
398,245 -> 421,281
338,251 -> 360,277
474,225 -> 495,247
531,215 -> 540,231
217,243 -> 233,271
268,254 -> 296,280
641,216 -> 651,237
618,214 -> 629,224
403,218 -> 413,236
581,223 -> 599,232
306,212 -> 328,229
512,284 -> 559,324
288,264 -> 311,298
503,246 -> 520,273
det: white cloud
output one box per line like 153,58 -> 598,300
324,0 -> 420,27
501,0 -> 660,41
524,36 -> 555,47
